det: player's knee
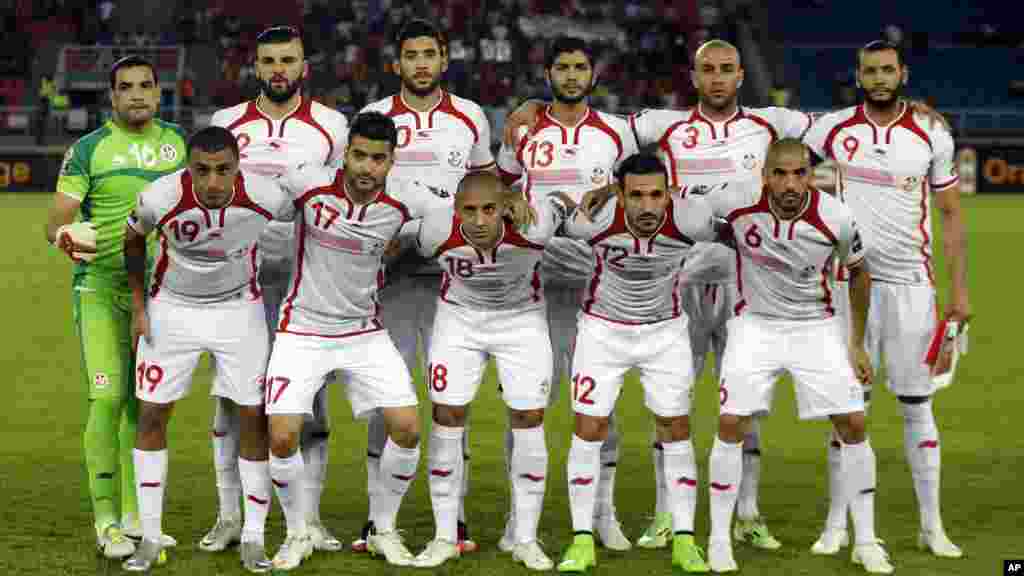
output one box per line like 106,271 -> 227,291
384,407 -> 420,448
432,404 -> 466,428
574,413 -> 608,442
137,401 -> 171,444
509,408 -> 544,429
718,413 -> 745,443
268,416 -> 302,458
831,412 -> 866,444
654,414 -> 691,442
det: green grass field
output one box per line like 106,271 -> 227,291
1,192 -> 1021,575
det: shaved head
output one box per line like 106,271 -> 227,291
694,39 -> 741,67
764,138 -> 811,171
456,172 -> 506,208
456,173 -> 506,250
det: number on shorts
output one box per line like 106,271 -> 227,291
136,361 -> 164,393
428,363 -> 448,392
572,374 -> 596,405
266,376 -> 291,404
718,381 -> 728,406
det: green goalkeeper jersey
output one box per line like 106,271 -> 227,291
56,118 -> 187,287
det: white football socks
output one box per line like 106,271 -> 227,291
567,434 -> 602,533
134,448 -> 168,543
239,457 -> 271,544
428,425 -> 463,542
511,426 -> 548,544
903,400 -> 942,533
270,451 -> 306,537
662,439 -> 697,533
211,400 -> 241,521
375,436 -> 419,533
737,418 -> 762,520
708,437 -> 742,544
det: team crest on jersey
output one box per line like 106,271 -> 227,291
426,184 -> 450,198
448,150 -> 464,168
903,175 -> 921,192
800,265 -> 817,278
742,153 -> 757,170
160,143 -> 179,163
560,147 -> 579,161
93,373 -> 109,390
591,167 -> 607,185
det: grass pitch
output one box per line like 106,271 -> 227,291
1,192 -> 1020,575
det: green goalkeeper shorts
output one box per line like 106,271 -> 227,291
72,274 -> 136,401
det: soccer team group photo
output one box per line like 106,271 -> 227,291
9,3 -> 1018,575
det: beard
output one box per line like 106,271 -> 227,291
863,83 -> 902,108
552,81 -> 590,105
259,76 -> 302,104
402,74 -> 442,98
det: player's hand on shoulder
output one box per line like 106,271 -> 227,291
907,99 -> 951,132
503,99 -> 544,146
505,195 -> 537,229
580,183 -> 618,221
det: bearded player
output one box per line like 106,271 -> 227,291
206,25 -> 349,553
804,40 -> 968,559
358,19 -> 496,553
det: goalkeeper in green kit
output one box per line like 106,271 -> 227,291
44,56 -> 187,558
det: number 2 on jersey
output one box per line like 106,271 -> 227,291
526,141 -> 554,168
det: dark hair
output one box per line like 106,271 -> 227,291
857,39 -> 903,67
545,36 -> 592,69
616,153 -> 668,187
109,56 -> 157,90
188,126 -> 239,159
257,25 -> 303,48
348,111 -> 398,150
395,18 -> 447,55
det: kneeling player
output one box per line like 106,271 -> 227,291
558,153 -> 718,574
413,174 -> 568,570
121,127 -> 294,572
703,139 -> 891,574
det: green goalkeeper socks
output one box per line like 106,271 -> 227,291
84,397 -> 120,536
119,394 -> 139,523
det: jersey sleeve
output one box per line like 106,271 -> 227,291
673,196 -> 717,242
326,114 -> 350,169
275,161 -> 331,204
416,204 -> 456,257
616,118 -> 640,169
702,181 -> 749,219
929,127 -> 959,192
526,193 -> 571,244
802,113 -> 834,160
250,173 -> 296,222
778,107 -> 813,139
55,141 -> 91,202
497,127 -> 526,184
468,107 -> 496,170
397,179 -> 453,220
629,108 -> 680,147
837,208 -> 867,269
128,183 -> 163,235
208,108 -> 231,128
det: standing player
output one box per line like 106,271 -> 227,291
121,127 -> 295,572
414,174 -> 566,571
804,40 -> 969,559
45,56 -> 186,559
557,153 -> 718,574
205,25 -> 349,553
703,139 -> 892,574
497,35 -> 636,551
358,18 -> 495,553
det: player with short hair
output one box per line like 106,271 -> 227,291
120,126 -> 295,572
413,173 -> 569,570
557,153 -> 718,574
205,24 -> 349,554
358,18 -> 496,554
497,35 -> 637,552
804,40 -> 969,559
703,139 -> 892,574
46,55 -> 186,559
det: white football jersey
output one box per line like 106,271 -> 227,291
210,96 -> 349,264
362,91 -> 494,275
564,195 -> 717,325
129,169 -> 293,303
706,180 -> 867,321
273,164 -> 450,337
417,196 -> 568,310
803,103 -> 958,286
630,104 -> 812,284
498,106 -> 637,284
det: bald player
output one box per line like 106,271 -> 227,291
414,173 -> 569,571
703,139 -> 891,574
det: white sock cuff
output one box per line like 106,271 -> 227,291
571,434 -> 604,453
134,448 -> 168,476
713,436 -> 743,454
269,451 -> 303,476
901,400 -> 934,422
511,426 -> 546,450
385,436 -> 420,458
431,424 -> 465,441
